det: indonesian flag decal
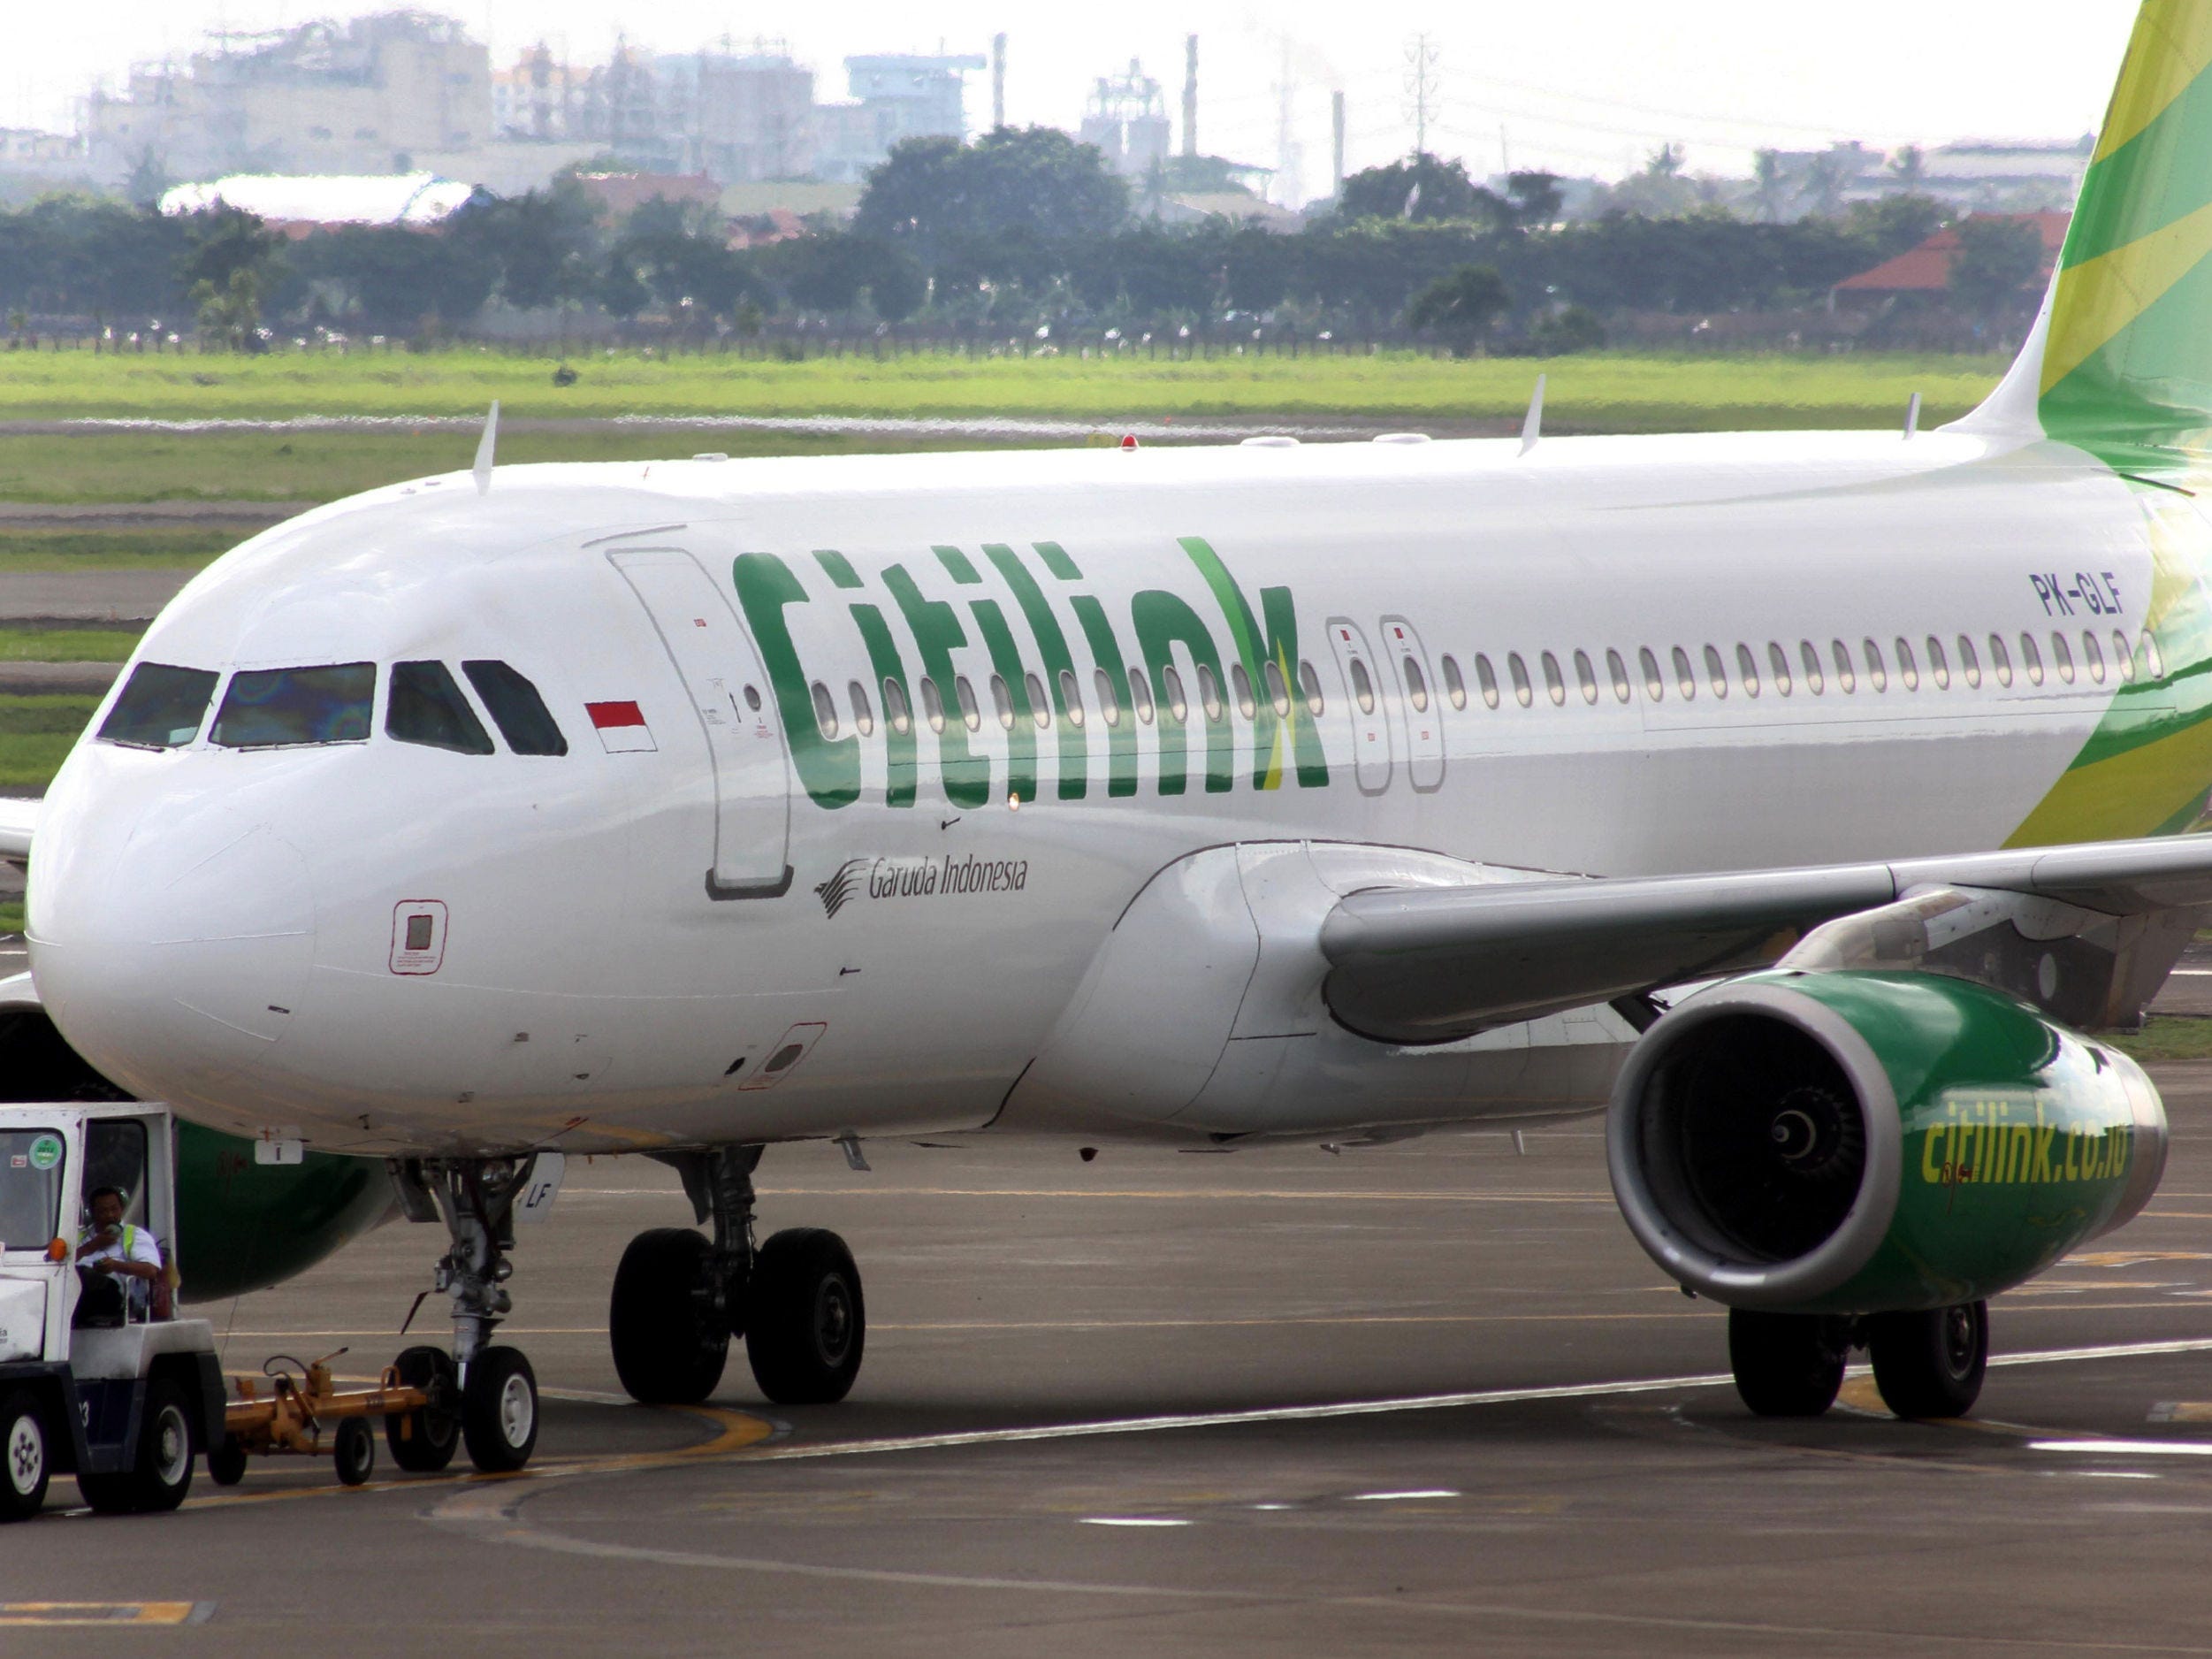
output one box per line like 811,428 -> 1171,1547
586,700 -> 657,753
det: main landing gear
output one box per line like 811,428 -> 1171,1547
608,1144 -> 866,1408
1727,1301 -> 1991,1421
388,1157 -> 543,1473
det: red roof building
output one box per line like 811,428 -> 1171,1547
1833,210 -> 2070,304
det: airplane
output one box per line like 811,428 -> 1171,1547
3,0 -> 2208,1477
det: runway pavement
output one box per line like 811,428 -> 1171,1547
5,1082 -> 2212,1656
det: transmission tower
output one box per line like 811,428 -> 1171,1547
1404,33 -> 1440,160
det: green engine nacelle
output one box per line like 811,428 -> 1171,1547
173,1120 -> 393,1303
1607,971 -> 2167,1315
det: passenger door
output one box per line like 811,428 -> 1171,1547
1380,615 -> 1445,792
1327,618 -> 1392,795
607,547 -> 792,896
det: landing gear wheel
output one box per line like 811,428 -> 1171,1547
745,1227 -> 865,1405
206,1434 -> 248,1487
333,1416 -> 376,1487
80,1377 -> 195,1513
610,1227 -> 730,1405
385,1346 -> 460,1472
1868,1301 -> 1988,1420
1728,1308 -> 1848,1418
0,1390 -> 50,1522
461,1346 -> 538,1472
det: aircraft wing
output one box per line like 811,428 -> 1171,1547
1319,834 -> 2212,1044
0,797 -> 39,863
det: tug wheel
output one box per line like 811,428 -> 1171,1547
385,1346 -> 461,1473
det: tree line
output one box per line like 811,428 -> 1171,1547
0,129 -> 2050,351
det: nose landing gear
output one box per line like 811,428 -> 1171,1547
608,1145 -> 866,1408
391,1157 -> 542,1472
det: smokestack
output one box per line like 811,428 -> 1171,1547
1331,89 -> 1346,195
1182,34 -> 1198,158
991,33 -> 1006,130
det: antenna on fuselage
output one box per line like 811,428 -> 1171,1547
1519,375 -> 1546,455
472,401 -> 500,494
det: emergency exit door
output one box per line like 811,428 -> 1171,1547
1327,617 -> 1393,795
608,547 -> 792,898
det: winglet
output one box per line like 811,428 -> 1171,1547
472,401 -> 500,494
1520,375 -> 1546,455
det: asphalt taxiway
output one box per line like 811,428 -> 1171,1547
4,1074 -> 2212,1657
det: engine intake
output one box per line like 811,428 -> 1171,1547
1608,971 -> 2167,1314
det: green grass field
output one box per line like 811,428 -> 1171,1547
0,529 -> 234,569
0,694 -> 99,789
0,348 -> 2005,430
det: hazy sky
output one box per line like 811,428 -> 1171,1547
4,2 -> 2145,198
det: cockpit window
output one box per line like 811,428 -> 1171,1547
98,663 -> 219,750
387,661 -> 494,755
211,663 -> 375,749
461,661 -> 568,756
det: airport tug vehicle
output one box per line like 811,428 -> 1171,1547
0,1104 -> 537,1522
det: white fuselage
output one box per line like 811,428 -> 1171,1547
24,429 -> 2160,1158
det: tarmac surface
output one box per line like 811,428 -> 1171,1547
4,1076 -> 2212,1655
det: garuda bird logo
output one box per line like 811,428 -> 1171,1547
814,858 -> 867,920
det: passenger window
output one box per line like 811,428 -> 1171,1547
1057,669 -> 1084,728
1639,647 -> 1665,702
2114,631 -> 2136,684
1573,650 -> 1598,706
955,677 -> 982,730
1606,649 -> 1632,703
1404,657 -> 1431,713
1672,646 -> 1697,700
461,661 -> 568,755
1440,655 -> 1467,711
1541,652 -> 1566,707
2018,633 -> 2044,686
1735,643 -> 1760,699
387,661 -> 493,754
1926,637 -> 1951,690
1957,635 -> 1981,690
213,662 -> 374,749
919,677 -> 947,733
2051,632 -> 2076,684
1895,637 -> 1919,691
1987,635 -> 2012,688
1830,640 -> 1856,694
2141,633 -> 2166,679
2082,631 -> 2106,684
1026,671 -> 1052,728
1862,638 -> 1888,692
1129,667 -> 1156,724
883,677 -> 913,736
1477,654 -> 1502,709
848,681 -> 875,737
988,674 -> 1014,730
1799,641 -> 1825,696
1197,665 -> 1224,723
1508,654 -> 1534,708
1702,645 -> 1728,700
99,662 -> 219,750
1297,661 -> 1324,717
1095,668 -> 1123,726
1767,642 -> 1792,697
1163,666 -> 1189,722
1349,659 -> 1377,715
811,681 -> 843,740
1264,660 -> 1293,716
1232,663 -> 1257,720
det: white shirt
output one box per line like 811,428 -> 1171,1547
79,1223 -> 163,1313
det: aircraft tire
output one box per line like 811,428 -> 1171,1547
385,1346 -> 461,1472
1728,1308 -> 1848,1418
461,1346 -> 538,1472
610,1227 -> 730,1405
0,1390 -> 50,1521
1867,1301 -> 1988,1420
745,1227 -> 865,1406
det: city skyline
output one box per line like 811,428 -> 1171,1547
2,3 -> 2143,196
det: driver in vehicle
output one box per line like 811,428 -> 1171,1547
76,1186 -> 164,1320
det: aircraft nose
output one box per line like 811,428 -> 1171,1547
34,798 -> 317,1096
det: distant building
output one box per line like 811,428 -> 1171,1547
158,172 -> 487,236
1079,61 -> 1171,180
568,171 -> 721,222
1914,141 -> 2094,212
815,54 -> 986,183
1831,210 -> 2070,306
